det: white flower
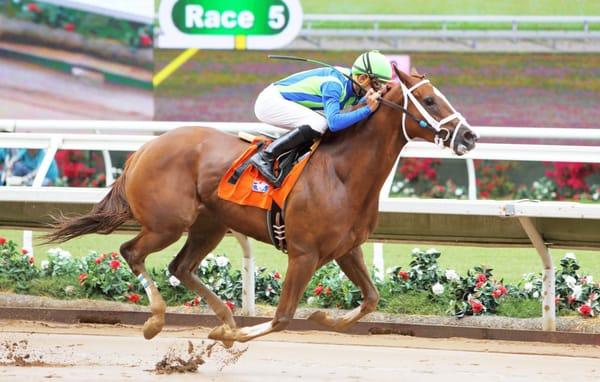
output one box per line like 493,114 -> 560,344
584,276 -> 593,284
215,256 -> 229,267
205,253 -> 215,261
41,260 -> 49,270
391,185 -> 400,193
426,248 -> 439,255
532,291 -> 540,299
168,275 -> 181,287
572,285 -> 583,300
455,188 -> 464,196
445,269 -> 460,282
524,282 -> 533,292
412,248 -> 421,255
564,252 -> 576,260
563,275 -> 577,289
432,283 -> 445,295
307,297 -> 316,305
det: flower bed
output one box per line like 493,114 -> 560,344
1,237 -> 598,318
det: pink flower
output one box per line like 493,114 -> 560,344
95,257 -> 103,264
568,295 -> 576,305
128,294 -> 140,303
111,252 -> 119,259
476,274 -> 487,283
78,273 -> 88,286
273,272 -> 281,280
314,285 -> 324,296
325,287 -> 332,296
475,281 -> 485,289
225,301 -> 235,311
492,289 -> 503,299
63,22 -> 75,32
109,260 -> 121,270
399,271 -> 410,281
28,256 -> 35,265
469,299 -> 484,314
21,249 -> 28,255
578,304 -> 592,317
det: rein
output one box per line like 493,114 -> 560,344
267,54 -> 468,147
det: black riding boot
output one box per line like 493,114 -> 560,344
250,125 -> 321,187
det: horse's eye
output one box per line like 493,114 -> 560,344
424,97 -> 435,106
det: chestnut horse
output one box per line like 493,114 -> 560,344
47,66 -> 477,346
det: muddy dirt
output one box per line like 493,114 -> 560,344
0,320 -> 598,381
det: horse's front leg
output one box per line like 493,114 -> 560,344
209,252 -> 318,343
308,246 -> 379,331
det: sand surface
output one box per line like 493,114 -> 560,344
0,320 -> 598,381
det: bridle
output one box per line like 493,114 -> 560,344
359,74 -> 469,149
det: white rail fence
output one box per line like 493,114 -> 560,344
2,121 -> 600,330
300,15 -> 600,47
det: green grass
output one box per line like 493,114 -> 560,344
2,229 -> 599,284
300,0 -> 600,15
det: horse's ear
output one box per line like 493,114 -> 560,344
410,66 -> 425,79
393,64 -> 410,86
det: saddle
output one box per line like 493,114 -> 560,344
217,133 -> 318,252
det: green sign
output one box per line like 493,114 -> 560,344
158,0 -> 303,49
172,0 -> 289,35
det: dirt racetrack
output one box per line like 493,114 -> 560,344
0,320 -> 599,381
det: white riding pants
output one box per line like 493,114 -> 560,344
254,84 -> 328,134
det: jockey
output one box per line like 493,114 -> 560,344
250,50 -> 392,186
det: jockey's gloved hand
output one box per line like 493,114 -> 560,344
366,89 -> 381,112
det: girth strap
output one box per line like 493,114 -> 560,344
267,202 -> 287,253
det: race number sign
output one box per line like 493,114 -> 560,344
157,0 -> 303,49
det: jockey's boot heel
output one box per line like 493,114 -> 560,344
249,125 -> 321,187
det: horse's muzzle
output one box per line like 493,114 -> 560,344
453,127 -> 478,156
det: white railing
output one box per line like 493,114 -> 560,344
301,14 -> 600,43
2,123 -> 600,330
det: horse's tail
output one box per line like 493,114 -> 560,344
44,163 -> 133,243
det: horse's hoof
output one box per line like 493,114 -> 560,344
208,324 -> 235,348
142,315 -> 164,340
308,311 -> 328,325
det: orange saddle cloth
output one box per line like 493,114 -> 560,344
217,138 -> 315,210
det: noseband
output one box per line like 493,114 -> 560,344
395,79 -> 469,148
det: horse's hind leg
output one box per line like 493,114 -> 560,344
167,217 -> 235,336
308,247 -> 379,331
120,228 -> 182,339
209,251 -> 319,344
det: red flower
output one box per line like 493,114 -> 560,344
193,297 -> 200,306
63,22 -> 75,32
469,299 -> 484,314
492,289 -> 503,299
325,287 -> 332,296
78,273 -> 88,286
109,260 -> 121,270
26,3 -> 42,13
273,272 -> 281,280
475,281 -> 485,289
21,249 -> 28,255
128,294 -> 140,303
28,256 -> 35,265
578,304 -> 592,316
95,257 -> 103,264
476,274 -> 487,283
0,237 -> 6,245
140,34 -> 153,47
225,301 -> 235,311
399,271 -> 410,281
314,285 -> 324,296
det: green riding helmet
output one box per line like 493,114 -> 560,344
351,50 -> 392,83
